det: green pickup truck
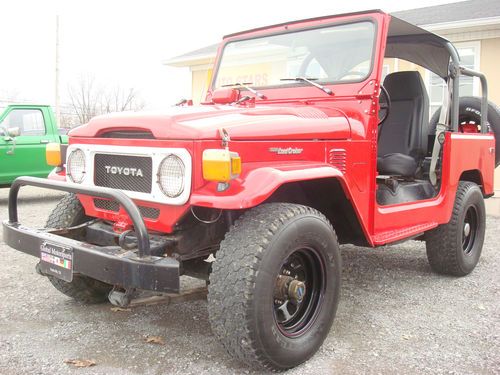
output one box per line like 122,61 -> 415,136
0,105 -> 68,186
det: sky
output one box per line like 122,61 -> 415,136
0,0 -> 462,112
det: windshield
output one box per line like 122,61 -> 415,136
214,21 -> 376,90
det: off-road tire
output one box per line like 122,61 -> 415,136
426,182 -> 486,276
208,203 -> 341,371
44,193 -> 112,304
429,96 -> 500,167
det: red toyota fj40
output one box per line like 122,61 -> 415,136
3,10 -> 499,370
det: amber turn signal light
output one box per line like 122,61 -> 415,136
202,149 -> 241,182
46,143 -> 62,166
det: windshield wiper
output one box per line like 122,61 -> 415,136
222,82 -> 266,99
280,77 -> 333,95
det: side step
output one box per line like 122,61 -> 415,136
373,222 -> 438,246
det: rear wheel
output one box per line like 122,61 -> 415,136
44,194 -> 112,304
426,182 -> 486,276
208,203 -> 341,370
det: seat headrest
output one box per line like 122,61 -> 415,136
383,71 -> 427,101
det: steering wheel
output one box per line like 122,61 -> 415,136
378,85 -> 391,125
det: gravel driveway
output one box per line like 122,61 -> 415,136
0,187 -> 499,374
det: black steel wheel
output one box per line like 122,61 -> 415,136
462,205 -> 479,256
426,182 -> 486,276
208,203 -> 341,371
273,248 -> 326,338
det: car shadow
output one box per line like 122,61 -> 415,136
41,241 -> 446,374
4,217 -> 496,374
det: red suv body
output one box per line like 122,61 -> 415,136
3,10 -> 498,371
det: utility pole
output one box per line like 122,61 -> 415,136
55,15 -> 60,127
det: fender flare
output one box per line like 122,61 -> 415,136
189,164 -> 351,209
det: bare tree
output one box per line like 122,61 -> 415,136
67,75 -> 100,124
102,86 -> 145,113
0,89 -> 24,111
66,75 -> 144,125
0,89 -> 21,103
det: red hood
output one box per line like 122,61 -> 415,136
69,105 -> 351,140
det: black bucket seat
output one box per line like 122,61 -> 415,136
377,71 -> 429,177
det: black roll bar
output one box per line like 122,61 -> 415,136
8,176 -> 151,257
445,42 -> 488,133
459,66 -> 489,133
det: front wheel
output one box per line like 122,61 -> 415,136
208,203 -> 341,371
426,182 -> 486,276
45,194 -> 112,304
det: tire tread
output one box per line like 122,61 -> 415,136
207,203 -> 337,371
426,181 -> 483,276
45,194 -> 111,304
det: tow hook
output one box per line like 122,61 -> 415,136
108,286 -> 135,307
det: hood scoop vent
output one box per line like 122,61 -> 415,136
99,130 -> 155,139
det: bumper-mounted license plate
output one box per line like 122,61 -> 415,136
39,241 -> 73,282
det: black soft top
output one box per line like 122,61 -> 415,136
387,15 -> 453,78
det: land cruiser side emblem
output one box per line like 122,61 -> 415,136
269,147 -> 303,155
104,166 -> 144,177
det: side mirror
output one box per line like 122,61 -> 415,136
7,127 -> 20,138
4,127 -> 19,155
6,128 -> 21,138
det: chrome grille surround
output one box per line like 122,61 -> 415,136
65,144 -> 192,206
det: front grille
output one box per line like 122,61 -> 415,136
94,198 -> 119,212
94,198 -> 160,220
94,154 -> 153,193
138,206 -> 160,219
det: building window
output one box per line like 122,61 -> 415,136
427,41 -> 481,116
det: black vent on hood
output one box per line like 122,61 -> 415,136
99,130 -> 155,139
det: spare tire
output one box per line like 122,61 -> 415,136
429,96 -> 500,167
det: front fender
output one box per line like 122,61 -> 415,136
190,162 -> 347,209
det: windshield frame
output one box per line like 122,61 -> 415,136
211,17 -> 379,92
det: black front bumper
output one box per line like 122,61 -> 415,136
2,176 -> 180,293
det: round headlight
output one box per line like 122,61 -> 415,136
158,155 -> 185,198
67,149 -> 86,183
